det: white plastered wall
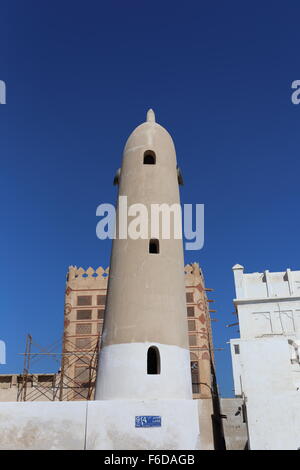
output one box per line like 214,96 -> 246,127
95,342 -> 192,400
0,399 -> 205,450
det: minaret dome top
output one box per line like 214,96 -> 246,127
123,109 -> 176,166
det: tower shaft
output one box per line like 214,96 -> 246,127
95,111 -> 192,400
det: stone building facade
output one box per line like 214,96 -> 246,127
62,262 -> 215,401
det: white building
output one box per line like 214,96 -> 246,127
230,264 -> 300,450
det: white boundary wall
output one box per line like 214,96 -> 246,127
0,399 -> 209,450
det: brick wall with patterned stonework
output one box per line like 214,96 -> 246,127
62,263 -> 215,400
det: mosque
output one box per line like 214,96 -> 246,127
0,110 -> 299,450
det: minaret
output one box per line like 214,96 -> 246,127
95,110 -> 192,400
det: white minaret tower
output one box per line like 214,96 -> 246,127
95,110 -> 192,400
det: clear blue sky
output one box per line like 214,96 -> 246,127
1,1 -> 299,397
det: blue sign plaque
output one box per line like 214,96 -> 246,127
135,416 -> 161,428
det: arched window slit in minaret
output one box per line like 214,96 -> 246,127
147,346 -> 161,374
149,238 -> 159,254
143,150 -> 156,165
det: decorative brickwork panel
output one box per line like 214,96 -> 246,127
76,310 -> 92,320
97,295 -> 106,306
188,320 -> 196,331
75,338 -> 91,350
76,357 -> 90,366
187,306 -> 195,317
75,366 -> 90,383
77,296 -> 92,306
191,361 -> 200,394
76,323 -> 92,335
97,309 -> 104,319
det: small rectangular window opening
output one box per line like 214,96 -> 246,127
149,239 -> 159,254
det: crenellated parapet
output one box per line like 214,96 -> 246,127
66,266 -> 109,290
184,263 -> 203,286
67,266 -> 109,281
68,264 -> 201,283
67,264 -> 204,288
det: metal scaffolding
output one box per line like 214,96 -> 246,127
17,334 -> 99,402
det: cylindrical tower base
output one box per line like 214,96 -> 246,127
95,342 -> 192,400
